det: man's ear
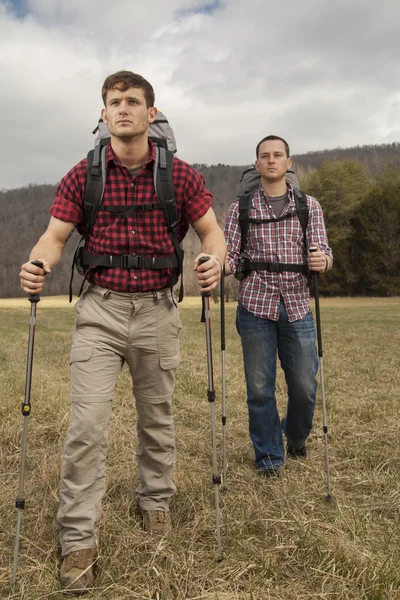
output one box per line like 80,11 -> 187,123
255,159 -> 260,173
148,106 -> 157,124
287,157 -> 292,170
101,107 -> 107,124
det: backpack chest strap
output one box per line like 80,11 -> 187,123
246,209 -> 298,225
100,202 -> 163,216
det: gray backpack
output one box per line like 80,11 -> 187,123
236,166 -> 300,199
93,109 -> 177,152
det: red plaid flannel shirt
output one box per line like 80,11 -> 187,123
51,141 -> 212,292
224,185 -> 333,322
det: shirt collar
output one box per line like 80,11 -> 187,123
258,183 -> 295,203
105,139 -> 156,169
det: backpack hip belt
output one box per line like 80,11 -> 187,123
239,259 -> 308,274
79,246 -> 179,270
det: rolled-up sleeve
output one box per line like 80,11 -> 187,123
307,197 -> 333,261
224,200 -> 242,276
179,162 -> 213,224
50,160 -> 87,225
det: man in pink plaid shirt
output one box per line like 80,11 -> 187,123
224,135 -> 332,477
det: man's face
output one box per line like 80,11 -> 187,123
102,86 -> 157,139
255,140 -> 292,183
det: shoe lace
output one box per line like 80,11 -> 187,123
154,511 -> 166,523
67,550 -> 94,569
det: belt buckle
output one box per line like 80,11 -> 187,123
131,254 -> 142,269
122,254 -> 135,268
269,262 -> 280,273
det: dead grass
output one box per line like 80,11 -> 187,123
0,296 -> 203,309
0,298 -> 399,599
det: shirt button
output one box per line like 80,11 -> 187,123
131,230 -> 136,235
131,182 -> 134,187
133,276 -> 138,280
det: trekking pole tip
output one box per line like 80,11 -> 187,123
325,493 -> 333,502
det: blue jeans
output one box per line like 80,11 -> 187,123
236,300 -> 318,471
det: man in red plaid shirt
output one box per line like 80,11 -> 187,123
224,135 -> 332,478
20,70 -> 226,595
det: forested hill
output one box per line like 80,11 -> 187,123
291,142 -> 400,179
1,142 -> 400,298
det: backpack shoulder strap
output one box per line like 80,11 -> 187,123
153,143 -> 184,300
149,136 -> 168,150
294,189 -> 309,250
153,143 -> 177,233
84,140 -> 108,234
238,191 -> 253,254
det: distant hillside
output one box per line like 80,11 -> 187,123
291,142 -> 400,179
1,141 -> 399,298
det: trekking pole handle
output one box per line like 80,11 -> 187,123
309,245 -> 321,273
199,256 -> 211,297
29,260 -> 44,304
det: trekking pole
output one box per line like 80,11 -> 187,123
220,265 -> 227,490
310,248 -> 332,501
199,256 -> 223,562
11,260 -> 43,586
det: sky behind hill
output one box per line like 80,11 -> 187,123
1,0 -> 400,189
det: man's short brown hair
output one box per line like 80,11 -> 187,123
256,135 -> 290,159
101,71 -> 155,108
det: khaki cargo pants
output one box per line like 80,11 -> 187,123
56,284 -> 181,556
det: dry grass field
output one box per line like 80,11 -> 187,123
0,297 -> 399,600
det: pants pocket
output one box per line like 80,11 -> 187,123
157,296 -> 182,371
74,288 -> 105,329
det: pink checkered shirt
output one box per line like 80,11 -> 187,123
224,185 -> 332,322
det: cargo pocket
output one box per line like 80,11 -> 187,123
69,344 -> 97,402
157,297 -> 182,371
69,345 -> 94,366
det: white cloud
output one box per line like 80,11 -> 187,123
1,0 -> 400,189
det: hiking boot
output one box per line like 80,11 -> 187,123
59,547 -> 97,595
287,444 -> 307,459
141,509 -> 172,534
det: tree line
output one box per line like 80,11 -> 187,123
301,162 -> 400,296
1,142 -> 399,298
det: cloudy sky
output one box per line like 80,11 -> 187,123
1,0 -> 399,189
